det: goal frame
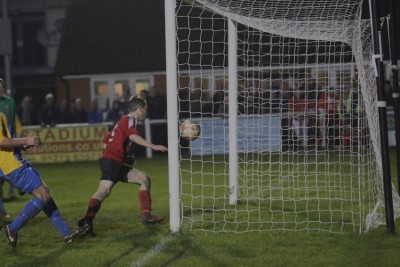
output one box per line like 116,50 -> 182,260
165,0 -> 241,232
165,0 -> 398,233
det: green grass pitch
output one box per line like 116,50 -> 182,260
1,154 -> 400,266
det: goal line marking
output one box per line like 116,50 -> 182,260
130,235 -> 174,267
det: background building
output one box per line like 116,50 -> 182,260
0,0 -> 399,113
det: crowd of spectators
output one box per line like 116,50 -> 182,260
15,80 -> 394,149
17,86 -> 167,128
179,79 -> 394,149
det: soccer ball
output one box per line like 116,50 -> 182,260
180,119 -> 201,141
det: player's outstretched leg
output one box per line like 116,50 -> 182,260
42,198 -> 90,242
78,197 -> 102,234
2,197 -> 43,248
78,217 -> 94,235
2,224 -> 17,248
139,189 -> 164,225
63,224 -> 91,243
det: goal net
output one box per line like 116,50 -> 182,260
169,0 -> 400,233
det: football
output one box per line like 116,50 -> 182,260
180,119 -> 201,141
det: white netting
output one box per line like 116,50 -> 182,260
174,0 -> 400,233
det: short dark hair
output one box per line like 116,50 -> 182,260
128,96 -> 147,112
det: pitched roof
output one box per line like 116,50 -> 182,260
55,0 -> 166,76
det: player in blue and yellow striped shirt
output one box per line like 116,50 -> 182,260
0,112 -> 90,248
0,77 -> 17,217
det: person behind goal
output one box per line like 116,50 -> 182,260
78,97 -> 168,233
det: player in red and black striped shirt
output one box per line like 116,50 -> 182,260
78,97 -> 168,233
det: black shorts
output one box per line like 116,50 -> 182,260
99,158 -> 131,183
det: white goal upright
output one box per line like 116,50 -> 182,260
165,0 -> 400,233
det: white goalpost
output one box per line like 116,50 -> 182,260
165,0 -> 400,233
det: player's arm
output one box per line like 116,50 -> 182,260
103,132 -> 111,148
129,134 -> 168,152
0,134 -> 41,149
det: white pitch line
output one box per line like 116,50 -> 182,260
131,235 -> 174,267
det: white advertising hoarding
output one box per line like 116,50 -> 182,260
189,115 -> 282,156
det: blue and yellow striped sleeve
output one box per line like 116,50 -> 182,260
0,112 -> 23,175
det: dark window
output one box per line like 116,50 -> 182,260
12,16 -> 46,67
